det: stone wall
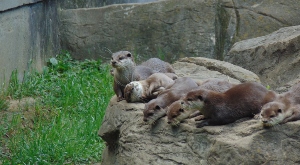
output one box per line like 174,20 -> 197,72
0,0 -> 60,86
58,0 -> 159,9
59,0 -> 300,62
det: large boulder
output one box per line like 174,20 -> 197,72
59,0 -> 300,61
97,57 -> 299,165
225,25 -> 300,91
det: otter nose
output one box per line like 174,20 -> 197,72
143,118 -> 148,122
167,121 -> 171,124
111,61 -> 116,65
262,120 -> 268,123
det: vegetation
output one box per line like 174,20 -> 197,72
0,51 -> 114,164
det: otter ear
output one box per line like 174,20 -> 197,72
179,108 -> 184,112
278,109 -> 282,113
127,53 -> 132,57
155,105 -> 161,110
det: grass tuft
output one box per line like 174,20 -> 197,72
0,51 -> 114,164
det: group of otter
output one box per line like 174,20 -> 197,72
110,51 -> 300,128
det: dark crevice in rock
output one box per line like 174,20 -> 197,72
100,129 -> 120,149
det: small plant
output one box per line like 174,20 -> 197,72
0,97 -> 8,111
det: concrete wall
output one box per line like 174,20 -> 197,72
58,0 -> 159,9
0,0 -> 60,86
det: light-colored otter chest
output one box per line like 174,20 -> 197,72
114,67 -> 135,87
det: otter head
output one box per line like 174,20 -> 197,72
166,100 -> 189,126
260,102 -> 286,127
111,51 -> 135,69
183,89 -> 208,110
124,81 -> 144,103
143,101 -> 166,125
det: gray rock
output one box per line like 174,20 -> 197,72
225,25 -> 300,90
97,59 -> 290,165
59,0 -> 300,61
177,57 -> 260,83
59,0 -> 218,61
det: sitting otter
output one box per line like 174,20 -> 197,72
143,77 -> 199,125
260,82 -> 300,127
172,82 -> 276,128
124,73 -> 177,103
111,51 -> 175,101
167,78 -> 236,126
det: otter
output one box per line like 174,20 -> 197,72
260,82 -> 300,127
124,73 -> 177,103
170,82 -> 276,128
143,77 -> 199,125
167,78 -> 236,126
111,51 -> 175,101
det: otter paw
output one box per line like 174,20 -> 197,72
195,120 -> 209,128
117,97 -> 125,102
194,115 -> 205,121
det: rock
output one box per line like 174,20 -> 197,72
59,0 -> 300,61
97,58 -> 295,165
99,97 -> 300,165
177,57 -> 260,83
225,25 -> 300,91
217,0 -> 300,59
59,0 -> 217,61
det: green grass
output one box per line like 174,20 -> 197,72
0,51 -> 114,164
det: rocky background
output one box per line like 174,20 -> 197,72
59,0 -> 300,61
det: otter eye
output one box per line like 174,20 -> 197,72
119,57 -> 124,60
187,98 -> 192,101
180,101 -> 184,105
155,105 -> 161,110
148,112 -> 154,116
127,53 -> 131,57
270,115 -> 275,118
179,108 -> 184,112
198,96 -> 203,101
172,115 -> 177,118
278,109 -> 282,113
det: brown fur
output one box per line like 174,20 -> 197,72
178,82 -> 276,128
167,78 -> 236,126
124,73 -> 176,103
140,58 -> 175,73
111,51 -> 175,101
260,81 -> 300,127
143,77 -> 199,124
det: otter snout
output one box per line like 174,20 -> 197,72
111,61 -> 117,65
143,118 -> 148,122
